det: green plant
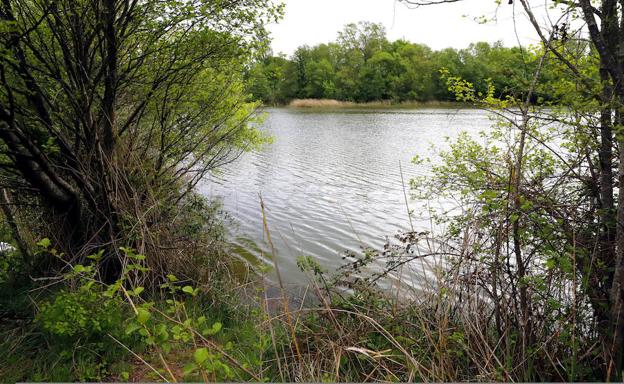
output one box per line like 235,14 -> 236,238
38,287 -> 123,340
32,254 -> 131,381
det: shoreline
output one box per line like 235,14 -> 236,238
275,98 -> 473,109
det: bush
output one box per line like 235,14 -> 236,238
32,272 -> 130,380
37,287 -> 124,341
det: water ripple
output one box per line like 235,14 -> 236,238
199,108 -> 491,284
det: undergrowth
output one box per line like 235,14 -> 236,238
0,232 -> 607,382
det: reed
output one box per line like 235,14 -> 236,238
287,98 -> 466,109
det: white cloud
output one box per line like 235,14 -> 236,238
268,0 -> 564,56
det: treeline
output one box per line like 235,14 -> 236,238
247,22 -> 558,105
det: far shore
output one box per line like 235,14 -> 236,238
275,98 -> 472,109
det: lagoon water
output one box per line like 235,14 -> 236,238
201,107 -> 492,285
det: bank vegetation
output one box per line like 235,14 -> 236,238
2,0 -> 624,382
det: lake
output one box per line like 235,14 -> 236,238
200,107 -> 492,285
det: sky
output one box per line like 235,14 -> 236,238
268,0 -> 561,56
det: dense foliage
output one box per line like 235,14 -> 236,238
247,21 -> 557,104
3,0 -> 624,382
0,0 -> 281,282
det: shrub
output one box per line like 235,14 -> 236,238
30,260 -> 132,381
37,286 -> 124,341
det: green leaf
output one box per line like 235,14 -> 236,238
203,321 -> 222,336
183,363 -> 198,376
136,308 -> 151,325
36,238 -> 51,248
167,274 -> 178,282
158,330 -> 169,342
182,285 -> 195,295
212,321 -> 222,333
87,250 -> 104,261
125,322 -> 141,335
104,281 -> 121,298
133,287 -> 145,296
156,324 -> 169,341
545,258 -> 556,270
194,348 -> 209,364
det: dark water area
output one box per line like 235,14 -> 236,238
200,107 -> 492,285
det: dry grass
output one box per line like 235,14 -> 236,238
251,221 -> 602,382
287,98 -> 465,109
260,261 -> 595,382
288,99 -> 356,108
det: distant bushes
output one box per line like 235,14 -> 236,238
247,22 -> 558,105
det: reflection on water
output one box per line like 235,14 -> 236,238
199,107 -> 492,284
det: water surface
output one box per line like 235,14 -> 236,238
201,107 -> 491,284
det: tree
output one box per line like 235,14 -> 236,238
336,22 -> 389,101
0,0 -> 281,281
402,0 -> 624,379
393,41 -> 436,101
248,55 -> 291,104
248,21 -> 556,105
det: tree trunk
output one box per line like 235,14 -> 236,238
0,188 -> 32,265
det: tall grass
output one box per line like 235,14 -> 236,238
256,227 -> 601,382
0,196 -> 603,382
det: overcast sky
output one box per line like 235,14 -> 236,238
268,0 -> 560,56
